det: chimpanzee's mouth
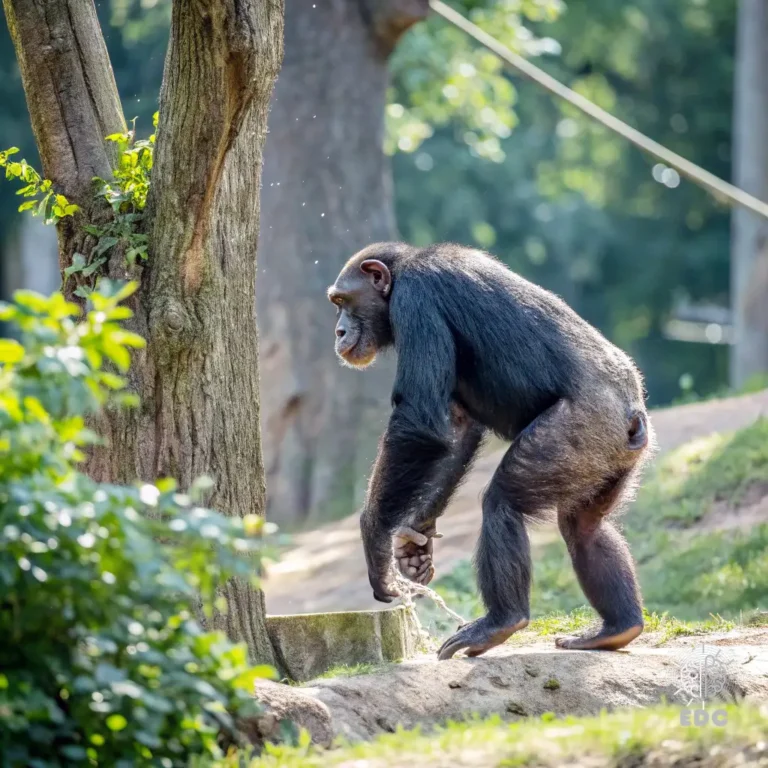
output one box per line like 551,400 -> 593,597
336,332 -> 375,368
336,331 -> 361,359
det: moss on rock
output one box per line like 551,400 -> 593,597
266,606 -> 419,682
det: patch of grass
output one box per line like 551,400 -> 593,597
425,419 -> 768,628
311,662 -> 387,681
746,610 -> 768,627
240,703 -> 768,767
524,606 -> 595,636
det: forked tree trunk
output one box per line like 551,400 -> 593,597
731,0 -> 768,387
3,0 -> 284,666
258,0 -> 427,528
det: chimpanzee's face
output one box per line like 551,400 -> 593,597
328,258 -> 393,368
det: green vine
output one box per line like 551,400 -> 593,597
1,113 -> 158,299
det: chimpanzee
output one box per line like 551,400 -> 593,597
327,242 -> 653,660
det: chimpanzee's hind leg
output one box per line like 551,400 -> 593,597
555,473 -> 644,650
438,402 -> 568,660
436,472 -> 532,660
437,399 -> 646,660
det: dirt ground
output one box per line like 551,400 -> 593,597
264,390 -> 768,616
254,626 -> 768,744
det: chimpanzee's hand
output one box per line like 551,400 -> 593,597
394,522 -> 442,586
368,566 -> 400,603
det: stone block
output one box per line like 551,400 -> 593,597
266,606 -> 420,682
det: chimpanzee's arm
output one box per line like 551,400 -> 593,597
409,404 -> 485,529
360,291 -> 470,601
389,414 -> 485,587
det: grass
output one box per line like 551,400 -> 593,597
422,419 -> 768,630
503,608 -> 737,646
311,662 -> 390,680
230,703 -> 768,767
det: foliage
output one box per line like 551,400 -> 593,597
99,115 -> 156,214
426,419 -> 768,629
71,112 -> 158,293
389,0 -> 564,161
0,147 -> 79,224
234,703 -> 768,767
394,0 -> 736,404
1,113 -> 157,299
0,285 -> 276,766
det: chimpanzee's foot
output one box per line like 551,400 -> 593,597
555,622 -> 642,651
437,616 -> 529,660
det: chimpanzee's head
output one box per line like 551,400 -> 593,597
327,244 -> 404,368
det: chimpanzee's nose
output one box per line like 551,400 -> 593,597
336,327 -> 346,339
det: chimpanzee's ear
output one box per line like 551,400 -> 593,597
360,259 -> 392,296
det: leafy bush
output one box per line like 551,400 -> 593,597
0,284 -> 275,767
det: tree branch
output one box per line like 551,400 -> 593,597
148,0 -> 284,294
2,0 -> 126,204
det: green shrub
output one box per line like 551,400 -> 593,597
0,284 -> 275,767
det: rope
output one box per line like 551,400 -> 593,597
429,0 -> 768,220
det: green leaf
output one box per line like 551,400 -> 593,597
112,330 -> 145,349
13,290 -> 50,312
18,200 -> 37,212
92,236 -> 120,258
106,714 -> 128,732
36,194 -> 50,218
64,253 -> 87,278
156,478 -> 177,494
95,662 -> 127,685
100,372 -> 127,390
103,342 -> 131,372
81,257 -> 107,278
74,285 -> 92,299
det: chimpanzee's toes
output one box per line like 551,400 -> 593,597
437,616 -> 528,661
555,623 -> 642,651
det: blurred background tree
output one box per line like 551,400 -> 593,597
1,0 -> 757,527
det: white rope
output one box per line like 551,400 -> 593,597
430,0 -> 768,220
393,572 -> 467,627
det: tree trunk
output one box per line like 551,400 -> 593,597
3,0 -> 284,667
258,0 -> 427,528
730,0 -> 768,387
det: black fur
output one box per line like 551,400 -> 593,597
338,242 -> 653,654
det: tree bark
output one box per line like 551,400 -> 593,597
730,0 -> 768,387
3,0 -> 284,667
258,0 -> 427,528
